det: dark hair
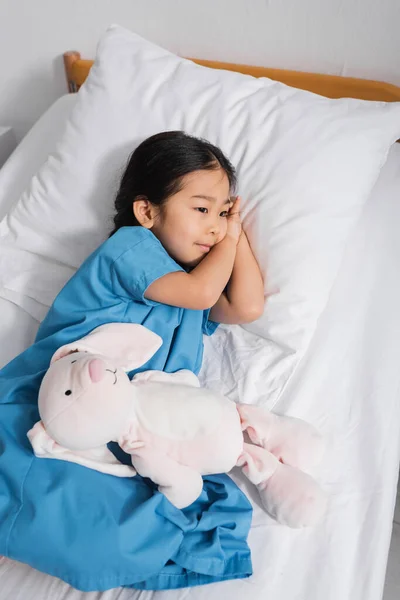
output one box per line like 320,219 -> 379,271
110,131 -> 236,236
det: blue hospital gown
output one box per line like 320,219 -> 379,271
0,226 -> 252,592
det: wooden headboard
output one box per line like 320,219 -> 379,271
63,50 -> 400,102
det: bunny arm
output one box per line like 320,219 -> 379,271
237,404 -> 325,472
120,438 -> 203,509
132,369 -> 200,387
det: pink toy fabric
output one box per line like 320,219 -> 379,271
28,323 -> 327,528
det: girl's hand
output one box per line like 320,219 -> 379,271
226,196 -> 242,244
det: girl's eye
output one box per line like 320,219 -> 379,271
220,211 -> 229,218
195,207 -> 208,214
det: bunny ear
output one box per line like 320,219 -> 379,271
51,323 -> 163,371
27,421 -> 136,478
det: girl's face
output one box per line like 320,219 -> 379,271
149,169 -> 232,268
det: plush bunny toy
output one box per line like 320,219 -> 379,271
27,323 -> 327,528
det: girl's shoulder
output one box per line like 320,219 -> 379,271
99,226 -> 163,262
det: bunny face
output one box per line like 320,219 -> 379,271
38,351 -> 134,451
29,323 -> 163,471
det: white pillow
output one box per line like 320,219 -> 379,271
1,24 -> 400,403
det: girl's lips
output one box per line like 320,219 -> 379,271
196,244 -> 212,252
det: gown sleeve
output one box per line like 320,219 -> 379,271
111,229 -> 184,306
202,308 -> 219,336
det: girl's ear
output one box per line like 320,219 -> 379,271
133,197 -> 159,229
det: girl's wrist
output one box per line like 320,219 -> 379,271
237,230 -> 244,245
220,234 -> 239,249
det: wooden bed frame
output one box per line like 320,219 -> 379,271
63,50 -> 400,102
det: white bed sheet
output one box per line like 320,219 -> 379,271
0,98 -> 400,600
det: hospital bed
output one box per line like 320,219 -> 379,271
0,55 -> 400,600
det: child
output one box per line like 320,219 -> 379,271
36,130 -> 264,376
0,130 -> 263,589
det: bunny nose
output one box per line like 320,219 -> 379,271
88,358 -> 106,383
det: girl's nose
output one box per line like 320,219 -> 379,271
209,221 -> 220,236
88,358 -> 106,383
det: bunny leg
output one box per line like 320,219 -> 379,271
237,443 -> 327,528
129,444 -> 203,509
237,404 -> 325,472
